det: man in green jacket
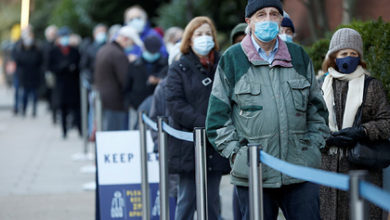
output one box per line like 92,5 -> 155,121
206,0 -> 329,219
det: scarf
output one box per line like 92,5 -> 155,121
199,50 -> 215,71
322,65 -> 366,132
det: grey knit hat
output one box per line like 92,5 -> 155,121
326,28 -> 363,58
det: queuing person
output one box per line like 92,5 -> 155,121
94,26 -> 137,131
279,17 -> 295,42
205,0 -> 329,219
165,16 -> 230,220
124,35 -> 168,117
49,26 -> 81,138
80,24 -> 108,138
229,22 -> 247,220
230,23 -> 247,45
108,24 -> 121,42
148,42 -> 182,216
42,25 -> 58,123
124,5 -> 168,57
80,24 -> 108,85
12,26 -> 43,117
320,28 -> 390,220
163,26 -> 183,54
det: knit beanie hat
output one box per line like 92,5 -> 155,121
144,35 -> 162,53
281,17 -> 295,33
245,0 -> 283,18
230,23 -> 248,44
326,28 -> 363,58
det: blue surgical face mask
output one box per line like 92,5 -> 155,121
59,36 -> 70,46
192,35 -> 215,56
336,56 -> 360,74
142,50 -> 160,63
254,21 -> 280,42
124,45 -> 134,54
95,32 -> 107,44
279,33 -> 293,42
127,18 -> 146,33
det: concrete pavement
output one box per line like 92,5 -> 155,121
0,83 -> 95,220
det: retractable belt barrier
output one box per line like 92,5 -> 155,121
140,113 -> 390,220
259,150 -> 390,211
142,113 -> 194,142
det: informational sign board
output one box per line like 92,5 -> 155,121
96,131 -> 161,220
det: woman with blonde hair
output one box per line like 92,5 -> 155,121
320,28 -> 390,220
165,16 -> 230,219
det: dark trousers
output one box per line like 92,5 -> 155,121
60,103 -> 81,137
175,171 -> 222,220
236,182 -> 320,220
22,87 -> 38,116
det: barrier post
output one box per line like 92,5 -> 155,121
138,112 -> 150,220
194,127 -> 208,220
248,144 -> 263,220
80,75 -> 88,154
95,91 -> 102,131
157,117 -> 169,220
349,170 -> 368,220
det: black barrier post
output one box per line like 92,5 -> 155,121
349,170 -> 368,220
139,112 -> 150,220
80,75 -> 88,154
194,127 -> 208,220
95,91 -> 102,131
157,117 -> 169,220
248,144 -> 263,220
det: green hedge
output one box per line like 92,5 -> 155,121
306,18 -> 390,97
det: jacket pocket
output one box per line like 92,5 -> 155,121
231,146 -> 249,178
287,79 -> 310,112
234,77 -> 262,118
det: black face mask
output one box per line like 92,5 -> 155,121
335,56 -> 360,74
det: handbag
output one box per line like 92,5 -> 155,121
347,77 -> 390,169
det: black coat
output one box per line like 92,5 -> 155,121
165,50 -> 230,174
49,45 -> 81,107
80,42 -> 105,84
12,42 -> 43,89
124,56 -> 168,109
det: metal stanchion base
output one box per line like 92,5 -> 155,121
82,181 -> 96,191
71,152 -> 95,161
80,165 -> 96,173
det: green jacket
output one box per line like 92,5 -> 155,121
206,35 -> 329,187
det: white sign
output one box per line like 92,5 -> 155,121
96,130 -> 159,185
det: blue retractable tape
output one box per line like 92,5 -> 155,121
260,151 -> 350,191
162,122 -> 193,142
142,114 -> 158,131
360,180 -> 390,211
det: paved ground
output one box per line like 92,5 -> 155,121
0,82 -> 96,220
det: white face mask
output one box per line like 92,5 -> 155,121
127,18 -> 146,33
192,35 -> 215,56
23,37 -> 33,47
279,33 -> 293,42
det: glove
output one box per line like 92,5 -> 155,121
326,135 -> 356,148
332,127 -> 367,140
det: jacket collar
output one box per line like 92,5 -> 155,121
241,34 -> 293,68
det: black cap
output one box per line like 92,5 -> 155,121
281,17 -> 295,33
144,35 -> 162,53
245,0 -> 283,18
